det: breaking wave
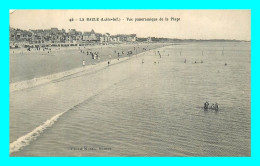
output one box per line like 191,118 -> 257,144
10,111 -> 66,154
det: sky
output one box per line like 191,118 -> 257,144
9,10 -> 251,41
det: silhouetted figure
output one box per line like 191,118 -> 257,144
204,101 -> 209,110
215,103 -> 219,111
210,104 -> 215,109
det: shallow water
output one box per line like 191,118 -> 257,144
10,41 -> 250,156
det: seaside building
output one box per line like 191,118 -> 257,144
83,29 -> 98,42
110,34 -> 137,43
10,27 -> 138,47
110,35 -> 120,43
10,28 -> 33,43
100,33 -> 111,44
126,34 -> 137,42
95,33 -> 102,42
76,32 -> 83,43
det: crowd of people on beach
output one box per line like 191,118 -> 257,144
79,45 -> 149,67
11,45 -> 63,55
12,43 -> 228,68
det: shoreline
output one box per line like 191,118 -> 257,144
10,45 -> 167,93
10,43 -> 170,83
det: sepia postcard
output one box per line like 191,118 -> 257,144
9,10 -> 251,157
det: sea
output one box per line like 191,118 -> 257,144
10,41 -> 251,156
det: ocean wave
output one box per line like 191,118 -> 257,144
10,111 -> 66,154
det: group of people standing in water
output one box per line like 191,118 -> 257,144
204,101 -> 219,111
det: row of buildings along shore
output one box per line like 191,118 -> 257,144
10,27 -> 155,48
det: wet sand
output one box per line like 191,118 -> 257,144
10,43 -> 170,83
10,43 -> 171,92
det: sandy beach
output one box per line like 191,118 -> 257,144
10,43 -> 171,91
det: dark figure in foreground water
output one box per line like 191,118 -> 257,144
204,101 -> 218,111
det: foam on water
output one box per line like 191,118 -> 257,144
10,111 -> 66,154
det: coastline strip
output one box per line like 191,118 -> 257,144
9,47 -> 166,93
